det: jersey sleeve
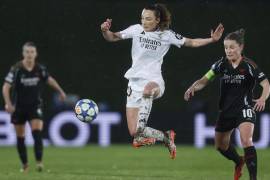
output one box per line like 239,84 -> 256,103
167,30 -> 186,48
40,65 -> 50,82
119,24 -> 142,39
253,66 -> 267,83
4,67 -> 16,85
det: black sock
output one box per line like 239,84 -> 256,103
16,137 -> 28,165
218,144 -> 241,165
244,146 -> 257,180
32,130 -> 43,162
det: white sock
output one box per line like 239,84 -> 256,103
142,127 -> 165,142
137,96 -> 153,132
136,96 -> 166,142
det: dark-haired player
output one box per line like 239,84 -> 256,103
101,3 -> 224,159
2,42 -> 66,172
184,29 -> 270,180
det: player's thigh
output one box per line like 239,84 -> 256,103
11,109 -> 28,125
143,81 -> 160,98
30,119 -> 43,131
126,107 -> 139,136
238,122 -> 254,148
215,130 -> 233,150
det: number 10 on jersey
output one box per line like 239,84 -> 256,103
242,109 -> 253,118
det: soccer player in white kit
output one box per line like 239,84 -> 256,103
101,3 -> 224,159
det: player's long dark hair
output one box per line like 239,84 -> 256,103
224,29 -> 245,45
144,3 -> 171,31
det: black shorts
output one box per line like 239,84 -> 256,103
215,106 -> 256,132
11,106 -> 43,125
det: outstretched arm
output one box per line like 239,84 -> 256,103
184,23 -> 224,47
253,79 -> 270,112
184,76 -> 210,101
101,19 -> 122,42
47,76 -> 66,101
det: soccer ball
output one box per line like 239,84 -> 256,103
74,99 -> 99,123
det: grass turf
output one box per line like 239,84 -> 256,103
0,145 -> 269,180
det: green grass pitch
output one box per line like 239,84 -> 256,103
0,145 -> 269,180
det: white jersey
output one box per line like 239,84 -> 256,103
119,24 -> 186,81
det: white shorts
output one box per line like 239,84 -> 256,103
126,78 -> 165,108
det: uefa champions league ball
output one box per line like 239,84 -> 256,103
74,99 -> 99,123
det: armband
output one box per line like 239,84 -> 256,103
205,69 -> 216,81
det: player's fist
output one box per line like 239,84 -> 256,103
5,103 -> 15,113
184,87 -> 195,101
101,18 -> 112,32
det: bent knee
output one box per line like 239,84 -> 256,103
143,88 -> 160,98
143,89 -> 153,97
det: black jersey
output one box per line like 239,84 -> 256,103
210,57 -> 267,116
4,62 -> 49,108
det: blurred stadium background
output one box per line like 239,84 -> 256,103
0,0 -> 270,179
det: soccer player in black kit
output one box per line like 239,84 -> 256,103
184,29 -> 270,180
2,42 -> 66,172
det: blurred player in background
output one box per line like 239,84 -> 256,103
101,3 -> 224,159
2,42 -> 66,172
184,29 -> 270,180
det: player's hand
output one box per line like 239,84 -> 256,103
211,23 -> 224,42
253,98 -> 265,112
5,103 -> 15,113
101,18 -> 112,32
59,91 -> 67,102
184,87 -> 195,101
